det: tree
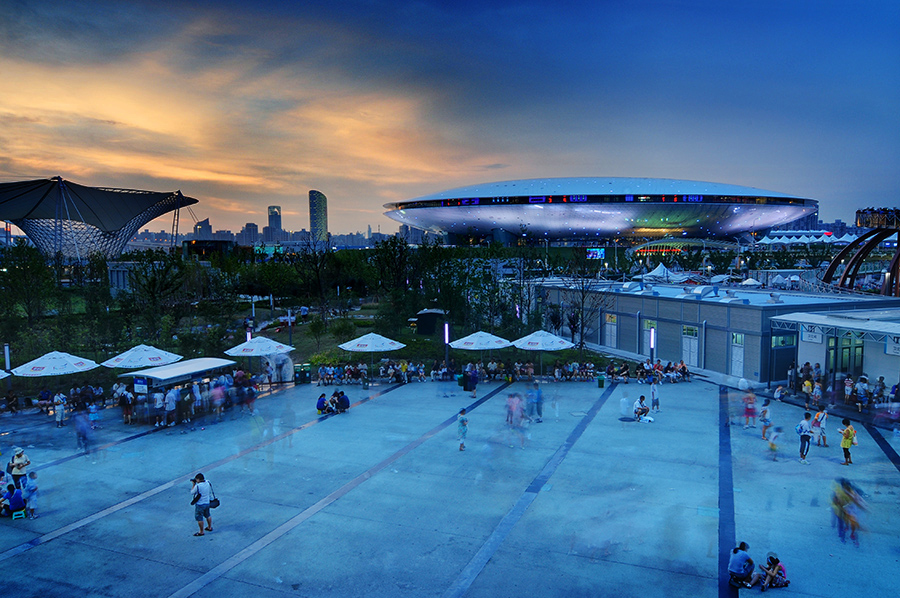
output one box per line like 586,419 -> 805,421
0,239 -> 54,325
559,245 -> 615,354
120,249 -> 187,343
307,316 -> 327,351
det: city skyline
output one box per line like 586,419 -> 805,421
1,1 -> 898,236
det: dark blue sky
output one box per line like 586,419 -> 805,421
1,0 -> 897,232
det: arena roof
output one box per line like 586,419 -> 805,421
384,177 -> 817,240
0,177 -> 197,232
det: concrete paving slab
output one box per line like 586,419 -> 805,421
1,377 -> 897,598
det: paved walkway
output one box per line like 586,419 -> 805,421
1,377 -> 897,597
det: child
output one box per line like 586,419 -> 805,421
773,385 -> 785,401
759,399 -> 772,441
457,408 -> 468,452
22,471 -> 38,519
813,409 -> 828,447
88,401 -> 101,430
650,377 -> 660,412
811,381 -> 823,410
768,427 -> 782,461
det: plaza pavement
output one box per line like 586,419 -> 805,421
1,375 -> 898,598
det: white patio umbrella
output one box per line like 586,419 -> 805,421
512,330 -> 576,352
338,332 -> 406,372
449,331 -> 512,351
225,336 -> 296,357
12,351 -> 99,377
0,370 -> 9,380
338,332 -> 406,353
101,344 -> 183,369
512,330 -> 575,378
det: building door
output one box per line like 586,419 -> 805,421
730,333 -> 745,377
603,314 -> 617,348
682,325 -> 699,367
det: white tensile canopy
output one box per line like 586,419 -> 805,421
12,351 -> 100,377
449,331 -> 512,351
101,344 -> 183,369
741,278 -> 763,287
338,333 -> 406,353
225,336 -> 296,356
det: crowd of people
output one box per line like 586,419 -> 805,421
605,359 -> 692,384
1,447 -> 38,519
789,361 -> 897,414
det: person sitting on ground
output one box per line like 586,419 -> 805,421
315,393 -> 328,414
0,484 -> 26,517
606,361 -> 616,380
4,390 -> 18,415
337,391 -> 350,413
635,361 -> 648,383
633,395 -> 650,421
617,362 -> 630,384
727,541 -> 760,588
758,552 -> 789,591
663,362 -> 677,383
677,360 -> 692,382
773,385 -> 785,401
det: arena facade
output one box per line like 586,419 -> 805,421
384,177 -> 818,242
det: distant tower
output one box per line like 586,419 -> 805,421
309,190 -> 328,243
367,224 -> 372,239
268,206 -> 282,231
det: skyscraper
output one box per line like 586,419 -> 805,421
268,206 -> 282,231
309,190 -> 328,243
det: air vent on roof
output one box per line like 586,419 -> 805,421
767,293 -> 783,304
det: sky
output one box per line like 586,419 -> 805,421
1,0 -> 898,235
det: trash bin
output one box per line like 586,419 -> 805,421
362,378 -> 369,390
597,374 -> 605,389
294,363 -> 311,384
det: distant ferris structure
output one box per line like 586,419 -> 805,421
309,190 -> 328,243
0,176 -> 197,259
384,177 -> 818,243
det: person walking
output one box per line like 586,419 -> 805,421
650,377 -> 660,413
526,383 -> 544,423
838,418 -> 857,465
457,408 -> 468,452
797,412 -> 813,464
812,409 -> 829,447
743,391 -> 758,429
190,473 -> 213,536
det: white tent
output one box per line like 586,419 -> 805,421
710,274 -> 735,284
740,278 -> 762,287
101,344 -> 183,369
225,336 -> 295,357
12,351 -> 99,377
770,274 -> 788,287
338,333 -> 406,353
449,331 -> 512,350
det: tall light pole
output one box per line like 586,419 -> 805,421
444,321 -> 450,379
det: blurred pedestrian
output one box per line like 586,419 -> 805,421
759,399 -> 773,440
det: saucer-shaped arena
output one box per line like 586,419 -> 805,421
384,177 -> 818,240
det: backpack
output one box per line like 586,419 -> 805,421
795,422 -> 805,436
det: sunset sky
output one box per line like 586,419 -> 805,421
1,0 -> 898,235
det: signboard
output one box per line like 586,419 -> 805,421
886,336 -> 900,357
133,377 -> 148,395
800,325 -> 823,344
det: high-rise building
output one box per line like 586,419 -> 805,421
237,222 -> 259,246
309,190 -> 328,243
268,206 -> 282,231
193,218 -> 213,240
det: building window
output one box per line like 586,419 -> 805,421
771,334 -> 796,348
683,325 -> 698,338
606,314 -> 617,324
732,333 -> 744,346
643,319 -> 657,330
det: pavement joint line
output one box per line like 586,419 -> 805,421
717,386 -> 738,598
0,383 -> 404,563
862,423 -> 900,475
165,381 -> 512,598
441,382 -> 618,598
